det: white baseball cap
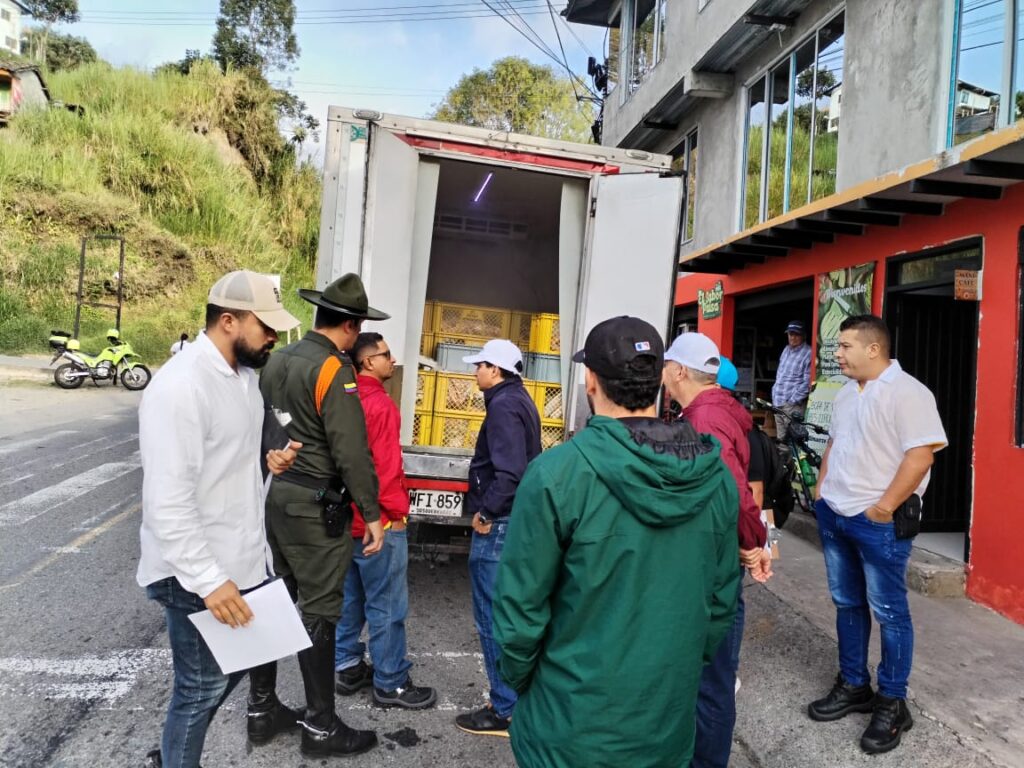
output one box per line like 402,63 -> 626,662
463,339 -> 524,374
665,332 -> 722,374
208,270 -> 300,331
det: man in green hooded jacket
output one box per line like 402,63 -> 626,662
493,316 -> 740,768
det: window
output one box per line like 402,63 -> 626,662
673,129 -> 699,243
950,0 -> 1024,144
619,0 -> 668,99
742,11 -> 845,228
3,36 -> 15,52
1,9 -> 11,21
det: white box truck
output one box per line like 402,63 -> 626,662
316,107 -> 684,552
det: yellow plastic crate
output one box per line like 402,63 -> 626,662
540,418 -> 565,451
434,372 -> 486,416
529,313 -> 560,354
416,370 -> 436,412
411,412 -> 433,446
423,301 -> 436,330
432,414 -> 484,449
434,332 -> 490,351
532,381 -> 563,421
433,301 -> 511,339
420,332 -> 436,357
510,311 -> 534,349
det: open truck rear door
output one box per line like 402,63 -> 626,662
565,172 -> 684,433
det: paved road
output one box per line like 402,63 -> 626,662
0,383 -> 1006,767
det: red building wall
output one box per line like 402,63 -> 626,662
676,184 -> 1024,624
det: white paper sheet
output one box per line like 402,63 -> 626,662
188,579 -> 311,674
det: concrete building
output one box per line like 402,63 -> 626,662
567,0 -> 1024,626
0,0 -> 28,55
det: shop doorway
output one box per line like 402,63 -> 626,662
732,280 -> 815,404
885,241 -> 981,561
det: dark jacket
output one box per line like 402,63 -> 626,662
683,387 -> 766,550
466,377 -> 541,522
493,416 -> 740,768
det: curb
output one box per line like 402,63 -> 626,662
781,509 -> 967,598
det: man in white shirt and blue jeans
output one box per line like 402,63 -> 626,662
808,314 -> 947,755
137,271 -> 301,768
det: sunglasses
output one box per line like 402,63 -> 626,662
363,349 -> 392,361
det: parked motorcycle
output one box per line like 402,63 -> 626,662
48,329 -> 152,391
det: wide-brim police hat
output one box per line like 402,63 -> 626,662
298,273 -> 390,321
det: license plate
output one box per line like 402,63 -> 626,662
408,489 -> 464,518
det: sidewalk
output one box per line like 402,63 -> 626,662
733,533 -> 1024,768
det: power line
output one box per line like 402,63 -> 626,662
478,0 -> 598,99
83,0 -> 555,16
77,3 -> 564,26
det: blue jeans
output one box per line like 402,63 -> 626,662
146,577 -> 248,768
816,499 -> 914,699
334,527 -> 413,690
469,520 -> 517,718
692,581 -> 745,768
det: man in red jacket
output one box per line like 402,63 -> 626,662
663,331 -> 770,768
333,332 -> 437,709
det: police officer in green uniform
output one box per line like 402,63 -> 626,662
258,273 -> 389,759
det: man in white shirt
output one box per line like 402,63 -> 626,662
138,271 -> 301,768
807,314 -> 947,756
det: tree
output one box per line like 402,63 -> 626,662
430,57 -> 594,143
23,27 -> 95,72
212,0 -> 299,75
23,0 -> 79,66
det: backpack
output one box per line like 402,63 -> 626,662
751,425 -> 795,528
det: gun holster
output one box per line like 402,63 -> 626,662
279,471 -> 352,538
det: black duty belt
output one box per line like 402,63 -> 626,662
278,470 -> 348,505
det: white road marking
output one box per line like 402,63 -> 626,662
1,503 -> 141,589
74,499 -> 134,532
0,430 -> 78,457
45,434 -> 139,473
0,649 -> 171,704
0,474 -> 33,490
0,648 -> 489,710
0,453 -> 141,527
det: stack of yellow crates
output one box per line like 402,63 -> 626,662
416,301 -> 564,450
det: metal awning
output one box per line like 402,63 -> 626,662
682,123 -> 1024,274
694,0 -> 815,73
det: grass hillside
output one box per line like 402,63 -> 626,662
0,61 -> 322,363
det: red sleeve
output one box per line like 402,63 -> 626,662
687,411 -> 767,550
365,395 -> 409,523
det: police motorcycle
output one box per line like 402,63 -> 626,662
48,328 -> 152,390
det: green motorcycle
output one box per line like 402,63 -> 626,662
48,328 -> 152,391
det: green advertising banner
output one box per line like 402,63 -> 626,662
805,263 -> 875,455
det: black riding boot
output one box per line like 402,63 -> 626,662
247,661 -> 303,745
298,616 -> 378,757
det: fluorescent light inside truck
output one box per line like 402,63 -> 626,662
473,172 -> 494,203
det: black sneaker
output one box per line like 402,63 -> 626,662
860,694 -> 913,754
808,673 -> 876,722
335,660 -> 374,695
372,677 -> 438,710
455,706 -> 510,737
